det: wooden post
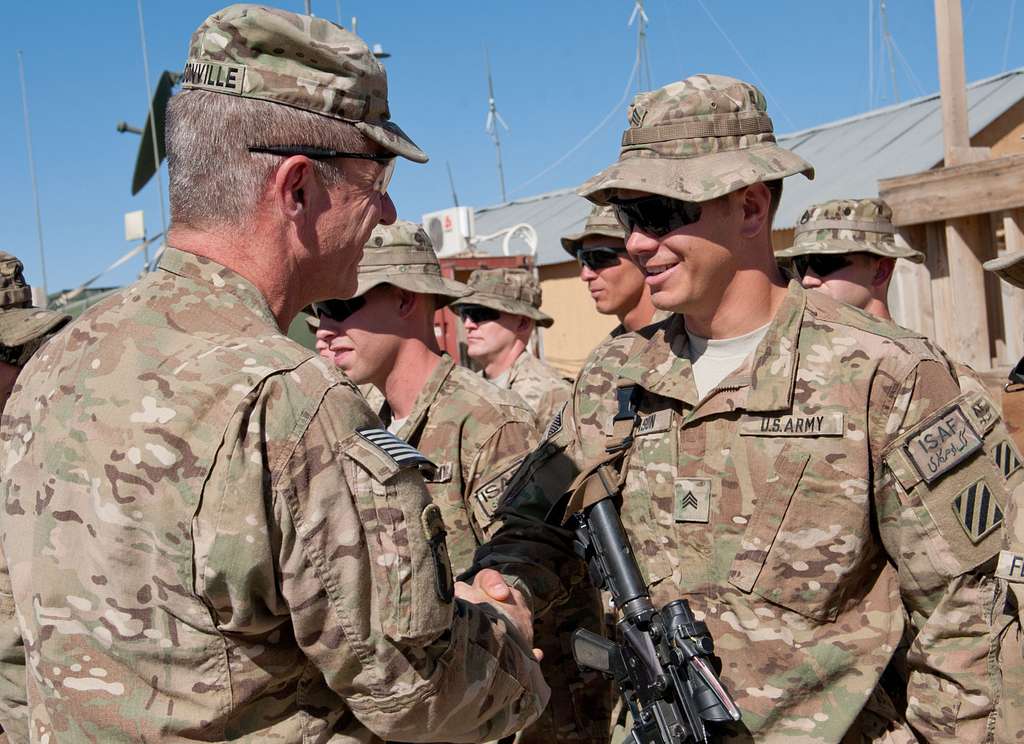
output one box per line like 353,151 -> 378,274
890,227 -> 935,339
1001,210 -> 1024,364
932,0 -> 993,369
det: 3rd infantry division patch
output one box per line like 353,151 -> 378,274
953,480 -> 1003,544
992,439 -> 1023,479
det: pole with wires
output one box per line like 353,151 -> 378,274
629,0 -> 652,92
880,0 -> 900,102
136,0 -> 169,273
484,47 -> 510,203
16,51 -> 50,307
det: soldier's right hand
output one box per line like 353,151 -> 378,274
455,569 -> 542,661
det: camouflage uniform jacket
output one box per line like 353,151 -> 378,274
501,351 -> 571,430
477,282 -> 1019,743
0,248 -> 547,743
389,354 -> 537,573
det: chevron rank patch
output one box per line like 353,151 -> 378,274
674,478 -> 712,523
356,427 -> 436,477
952,480 -> 1003,544
992,439 -> 1023,480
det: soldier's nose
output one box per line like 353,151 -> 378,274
801,270 -> 822,288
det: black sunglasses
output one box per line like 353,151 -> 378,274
457,305 -> 501,324
577,246 -> 627,271
313,296 -> 367,323
792,254 -> 856,278
247,145 -> 396,193
609,194 -> 703,238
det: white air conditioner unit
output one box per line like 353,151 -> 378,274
422,206 -> 475,258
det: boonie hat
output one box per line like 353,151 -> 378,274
182,4 -> 427,163
452,268 -> 553,328
0,251 -> 69,348
776,198 -> 924,264
560,205 -> 626,257
579,74 -> 813,205
352,221 -> 470,305
984,252 -> 1024,290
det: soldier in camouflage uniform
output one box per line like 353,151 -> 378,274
775,197 -> 924,321
469,74 -> 1021,742
453,269 -> 571,429
561,205 -> 658,337
0,251 -> 69,412
0,7 -> 548,742
313,220 -> 538,572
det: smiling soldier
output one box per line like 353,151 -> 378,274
468,74 -> 1020,743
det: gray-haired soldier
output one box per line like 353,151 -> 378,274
0,6 -> 546,742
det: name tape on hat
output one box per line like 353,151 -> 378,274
182,59 -> 246,95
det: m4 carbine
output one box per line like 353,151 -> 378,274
569,497 -> 741,744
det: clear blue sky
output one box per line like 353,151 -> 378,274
1,0 -> 1020,295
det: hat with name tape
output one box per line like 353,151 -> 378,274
579,74 -> 813,205
182,4 -> 427,163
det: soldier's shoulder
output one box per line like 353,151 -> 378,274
519,353 -> 570,388
445,364 -> 535,422
579,313 -> 669,380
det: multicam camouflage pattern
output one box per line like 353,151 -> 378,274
775,198 -> 924,263
501,351 -> 571,431
477,281 -> 1017,743
0,248 -> 548,742
385,354 -> 537,573
352,220 -> 469,305
182,4 -> 426,162
560,205 -> 626,257
984,250 -> 1024,290
0,251 -> 68,348
578,74 -> 814,205
454,268 -> 553,327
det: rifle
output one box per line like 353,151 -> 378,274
568,496 -> 741,744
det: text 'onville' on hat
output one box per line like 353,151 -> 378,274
181,4 -> 427,163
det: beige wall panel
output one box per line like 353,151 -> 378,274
537,262 -> 618,377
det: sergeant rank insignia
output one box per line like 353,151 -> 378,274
356,427 -> 436,476
952,479 -> 1003,544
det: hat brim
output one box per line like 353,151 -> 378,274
578,143 -> 814,205
776,239 -> 924,264
354,274 -> 471,307
984,252 -> 1024,290
560,226 -> 627,257
356,118 -> 428,164
452,292 -> 554,328
0,306 -> 70,347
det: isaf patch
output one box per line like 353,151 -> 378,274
473,459 -> 524,519
903,405 -> 982,484
992,439 -> 1023,480
420,504 -> 454,602
952,480 -> 1003,544
356,427 -> 436,477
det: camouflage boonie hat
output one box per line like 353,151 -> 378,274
984,252 -> 1024,290
579,74 -> 813,205
352,220 -> 470,305
0,252 -> 69,348
776,198 -> 924,264
560,205 -> 626,257
182,4 -> 427,163
452,268 -> 553,328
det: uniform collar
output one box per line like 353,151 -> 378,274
157,247 -> 278,329
397,353 -> 457,440
617,281 -> 805,413
506,349 -> 532,385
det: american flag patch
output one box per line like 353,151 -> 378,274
356,427 -> 436,475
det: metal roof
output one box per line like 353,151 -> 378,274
471,69 -> 1024,265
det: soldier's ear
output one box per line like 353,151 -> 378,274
872,257 -> 896,287
395,288 -> 418,319
739,182 -> 772,240
272,155 -> 317,223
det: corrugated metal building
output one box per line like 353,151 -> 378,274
471,69 -> 1024,374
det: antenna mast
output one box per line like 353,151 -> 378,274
16,51 -> 49,307
880,0 -> 900,102
629,0 -> 652,92
484,48 -> 510,203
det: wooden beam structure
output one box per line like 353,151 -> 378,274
878,153 -> 1024,226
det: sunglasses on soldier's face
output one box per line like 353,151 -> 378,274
609,194 -> 703,238
457,305 -> 501,324
792,254 -> 856,278
577,246 -> 627,271
247,145 -> 396,194
313,296 -> 367,323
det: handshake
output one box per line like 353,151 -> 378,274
455,569 -> 544,662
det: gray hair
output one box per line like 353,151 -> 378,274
166,89 -> 368,227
